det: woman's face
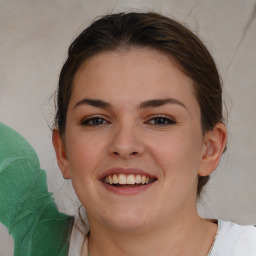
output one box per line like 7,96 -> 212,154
57,48 -> 215,231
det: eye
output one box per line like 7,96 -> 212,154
147,116 -> 176,126
81,116 -> 110,126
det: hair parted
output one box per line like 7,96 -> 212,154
54,12 -> 225,196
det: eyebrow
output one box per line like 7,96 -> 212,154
73,99 -> 111,110
139,98 -> 186,109
73,98 -> 186,110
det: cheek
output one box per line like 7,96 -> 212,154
148,131 -> 203,187
65,132 -> 107,209
65,131 -> 106,178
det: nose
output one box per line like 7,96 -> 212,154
108,123 -> 145,159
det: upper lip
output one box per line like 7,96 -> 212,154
98,167 -> 157,180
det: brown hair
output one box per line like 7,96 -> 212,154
54,12 -> 225,196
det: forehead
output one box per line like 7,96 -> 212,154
70,48 -> 198,111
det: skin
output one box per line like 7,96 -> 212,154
53,48 -> 227,256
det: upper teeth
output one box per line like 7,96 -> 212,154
105,174 -> 151,185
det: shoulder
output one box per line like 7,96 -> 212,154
69,216 -> 89,256
211,220 -> 256,256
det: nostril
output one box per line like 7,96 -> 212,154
111,151 -> 139,158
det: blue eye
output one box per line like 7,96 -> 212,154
81,117 -> 109,126
148,116 -> 176,125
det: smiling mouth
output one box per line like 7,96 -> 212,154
103,174 -> 157,187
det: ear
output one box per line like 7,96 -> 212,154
52,129 -> 71,179
198,123 -> 227,176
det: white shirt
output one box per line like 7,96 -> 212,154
69,220 -> 256,256
208,220 -> 256,256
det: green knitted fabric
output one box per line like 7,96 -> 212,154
0,122 -> 73,256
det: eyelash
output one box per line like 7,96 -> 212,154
146,116 -> 176,126
81,115 -> 176,127
81,116 -> 110,126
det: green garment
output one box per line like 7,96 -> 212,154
0,122 -> 73,256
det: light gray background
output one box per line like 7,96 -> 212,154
0,0 -> 256,254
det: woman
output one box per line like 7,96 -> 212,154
51,12 -> 256,256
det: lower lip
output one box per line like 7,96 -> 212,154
101,181 -> 156,195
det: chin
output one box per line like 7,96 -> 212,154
100,205 -> 153,231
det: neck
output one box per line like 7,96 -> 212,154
87,209 -> 217,256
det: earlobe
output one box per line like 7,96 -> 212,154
52,129 -> 71,179
198,123 -> 227,176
